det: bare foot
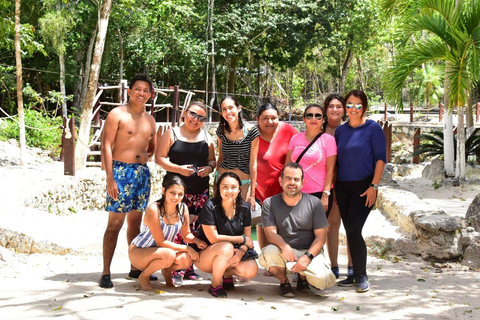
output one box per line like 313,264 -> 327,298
138,273 -> 154,291
161,269 -> 174,287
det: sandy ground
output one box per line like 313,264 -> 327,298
1,141 -> 480,320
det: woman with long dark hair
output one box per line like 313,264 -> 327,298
129,176 -> 207,291
216,96 -> 259,208
194,172 -> 258,298
322,93 -> 353,279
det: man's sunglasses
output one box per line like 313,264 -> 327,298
346,103 -> 362,110
187,110 -> 207,122
305,113 -> 323,120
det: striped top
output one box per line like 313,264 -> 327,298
216,125 -> 260,174
131,203 -> 186,248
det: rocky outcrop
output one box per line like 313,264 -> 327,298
377,187 -> 477,266
421,158 -> 444,180
466,193 -> 480,232
0,228 -> 72,255
25,163 -> 165,216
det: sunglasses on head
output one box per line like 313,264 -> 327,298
187,110 -> 207,122
346,103 -> 363,110
305,113 -> 323,120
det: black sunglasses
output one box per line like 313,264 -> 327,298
187,110 -> 207,122
305,113 -> 323,120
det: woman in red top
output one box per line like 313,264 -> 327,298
255,103 -> 297,251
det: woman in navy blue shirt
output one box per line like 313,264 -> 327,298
334,90 -> 386,293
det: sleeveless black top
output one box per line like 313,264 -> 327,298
164,127 -> 210,194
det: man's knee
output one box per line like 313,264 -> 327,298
259,244 -> 283,269
106,213 -> 126,233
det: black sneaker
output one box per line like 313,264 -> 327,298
99,274 -> 113,288
347,266 -> 354,277
356,275 -> 370,293
208,285 -> 227,298
296,274 -> 311,293
337,274 -> 356,287
331,266 -> 340,279
129,269 -> 158,281
279,282 -> 295,297
223,277 -> 235,291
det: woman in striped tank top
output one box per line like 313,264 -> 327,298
129,176 -> 207,291
216,96 -> 260,209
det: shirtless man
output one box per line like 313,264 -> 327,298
99,74 -> 157,288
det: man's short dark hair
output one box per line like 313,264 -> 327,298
281,162 -> 304,180
129,73 -> 153,92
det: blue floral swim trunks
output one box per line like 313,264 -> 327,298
106,160 -> 151,213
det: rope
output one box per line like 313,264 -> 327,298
0,105 -> 62,131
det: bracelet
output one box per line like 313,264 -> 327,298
238,247 -> 246,255
241,234 -> 246,245
207,164 -> 214,172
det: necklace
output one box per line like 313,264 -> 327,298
164,206 -> 178,218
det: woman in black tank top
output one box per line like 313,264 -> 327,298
156,101 -> 216,283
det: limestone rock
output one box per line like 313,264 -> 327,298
466,193 -> 480,232
462,243 -> 480,268
391,238 -> 417,256
422,158 -> 444,180
414,215 -> 464,233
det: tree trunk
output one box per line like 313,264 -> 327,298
227,56 -> 237,93
78,22 -> 97,115
117,27 -> 124,103
456,105 -> 466,180
208,0 -> 217,110
443,63 -> 455,176
75,0 -> 113,170
356,57 -> 365,92
59,53 -> 67,119
14,0 -> 26,166
339,48 -> 353,96
466,87 -> 474,138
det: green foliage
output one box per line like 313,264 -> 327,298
0,109 -> 63,155
413,128 -> 480,161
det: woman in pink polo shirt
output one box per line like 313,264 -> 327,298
286,104 -> 337,214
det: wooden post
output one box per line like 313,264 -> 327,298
410,102 -> 414,123
378,121 -> 392,163
384,103 -> 388,122
64,118 -> 76,176
172,85 -> 179,127
439,102 -> 444,123
413,127 -> 421,164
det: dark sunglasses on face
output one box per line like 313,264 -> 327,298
187,110 -> 207,122
346,103 -> 363,110
305,113 -> 323,120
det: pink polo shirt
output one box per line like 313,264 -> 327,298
288,132 -> 337,194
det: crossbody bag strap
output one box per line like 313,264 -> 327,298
295,132 -> 324,164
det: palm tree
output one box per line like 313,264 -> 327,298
383,0 -> 480,181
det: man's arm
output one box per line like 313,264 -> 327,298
103,108 -> 121,199
290,227 -> 326,273
264,225 -> 296,262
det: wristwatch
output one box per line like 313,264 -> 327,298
304,252 -> 314,260
369,183 -> 379,190
323,190 -> 331,196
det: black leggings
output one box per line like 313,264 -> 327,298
335,176 -> 375,277
310,190 -> 334,217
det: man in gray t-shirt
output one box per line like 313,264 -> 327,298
259,163 -> 334,297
